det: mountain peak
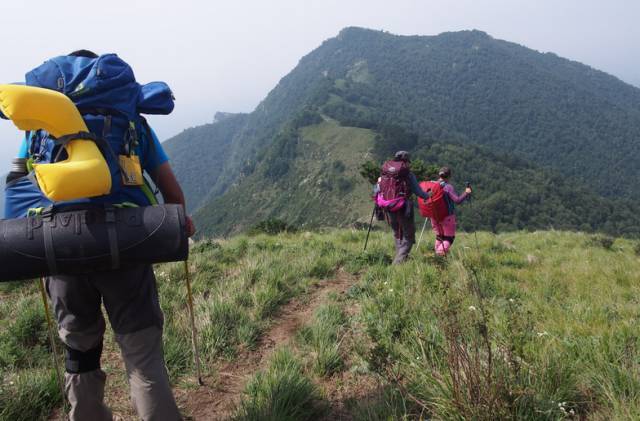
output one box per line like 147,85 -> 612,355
335,27 -> 492,42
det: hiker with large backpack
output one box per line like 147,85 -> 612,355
5,50 -> 194,420
418,166 -> 471,256
375,151 -> 431,264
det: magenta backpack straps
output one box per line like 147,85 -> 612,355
379,160 -> 410,203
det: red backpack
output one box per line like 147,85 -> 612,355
379,160 -> 410,201
418,181 -> 449,222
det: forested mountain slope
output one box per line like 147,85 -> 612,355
305,27 -> 640,197
194,119 -> 640,237
165,27 -> 640,235
162,113 -> 248,211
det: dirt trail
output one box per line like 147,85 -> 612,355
181,270 -> 355,420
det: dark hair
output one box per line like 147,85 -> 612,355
68,49 -> 99,58
394,150 -> 410,162
438,166 -> 452,179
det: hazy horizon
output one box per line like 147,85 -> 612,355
0,0 -> 638,173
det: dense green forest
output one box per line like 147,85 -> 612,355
165,27 -> 640,236
311,28 -> 640,198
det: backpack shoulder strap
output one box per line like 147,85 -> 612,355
137,117 -> 160,205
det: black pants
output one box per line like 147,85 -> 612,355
387,202 -> 416,264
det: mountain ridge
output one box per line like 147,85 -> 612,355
164,27 -> 640,236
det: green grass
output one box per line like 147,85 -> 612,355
0,289 -> 63,420
234,349 -> 322,421
297,303 -> 346,377
352,230 -> 640,419
0,368 -> 61,421
156,231 -> 356,376
2,229 -> 640,420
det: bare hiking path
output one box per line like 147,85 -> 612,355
182,269 -> 356,420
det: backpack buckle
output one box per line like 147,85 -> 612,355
124,122 -> 138,156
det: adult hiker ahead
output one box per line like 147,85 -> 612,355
7,50 -> 194,420
429,166 -> 471,256
375,151 -> 431,264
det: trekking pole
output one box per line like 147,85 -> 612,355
415,217 -> 429,252
184,260 -> 204,385
363,204 -> 376,252
38,277 -> 67,414
466,182 -> 480,252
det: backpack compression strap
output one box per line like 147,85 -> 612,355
37,205 -> 121,274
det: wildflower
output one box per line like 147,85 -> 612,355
537,331 -> 549,337
468,306 -> 477,311
509,298 -> 515,303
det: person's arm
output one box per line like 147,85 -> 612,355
444,184 -> 469,204
144,128 -> 196,237
372,177 -> 381,196
151,162 -> 184,205
409,173 -> 431,200
150,162 -> 196,237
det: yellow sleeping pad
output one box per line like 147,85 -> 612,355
0,84 -> 111,201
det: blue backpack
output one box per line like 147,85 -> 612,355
3,54 -> 175,218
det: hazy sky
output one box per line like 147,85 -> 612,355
0,0 -> 638,171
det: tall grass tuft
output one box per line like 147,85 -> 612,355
0,296 -> 51,370
297,303 -> 346,377
234,349 -> 322,421
0,368 -> 61,421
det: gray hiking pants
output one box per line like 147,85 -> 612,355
388,202 -> 416,264
46,264 -> 181,421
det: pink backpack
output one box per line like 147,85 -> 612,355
375,160 -> 410,212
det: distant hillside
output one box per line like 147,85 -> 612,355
194,119 -> 640,237
162,113 -> 248,211
166,27 -> 640,236
299,28 -> 640,198
0,178 -> 4,215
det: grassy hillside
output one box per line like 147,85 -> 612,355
194,119 -> 377,235
193,119 -> 640,238
2,229 -> 640,419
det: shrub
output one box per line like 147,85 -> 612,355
191,239 -> 221,254
588,234 -> 615,250
249,219 -> 297,235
